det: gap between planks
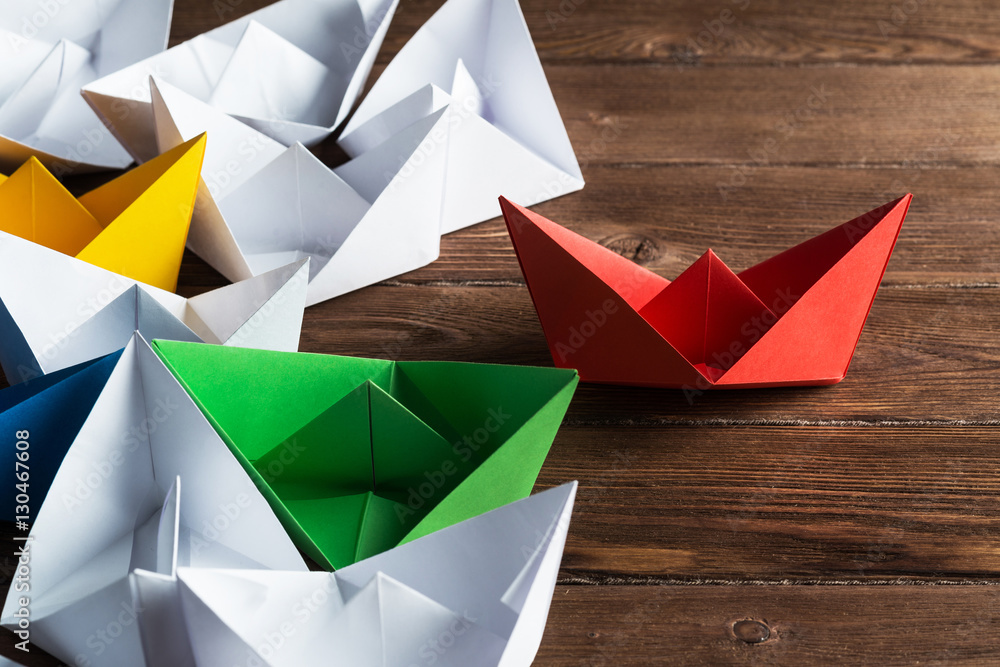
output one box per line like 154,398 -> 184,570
530,59 -> 1000,69
375,279 -> 1000,290
560,418 -> 1000,428
558,575 -> 1000,586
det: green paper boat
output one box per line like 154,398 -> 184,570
152,340 -> 579,570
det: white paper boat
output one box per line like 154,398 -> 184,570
0,334 -> 308,666
0,230 -> 308,384
0,0 -> 173,172
82,0 -> 399,162
340,0 -> 584,233
146,77 -> 454,306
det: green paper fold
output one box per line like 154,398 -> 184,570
152,340 -> 579,570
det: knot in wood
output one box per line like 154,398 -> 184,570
732,619 -> 770,644
598,233 -> 659,264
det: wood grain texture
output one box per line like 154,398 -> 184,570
539,64 -> 1000,166
534,586 -> 1000,665
539,425 -> 1000,581
2,0 -> 1000,664
171,0 -> 1000,66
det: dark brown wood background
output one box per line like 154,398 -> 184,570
5,0 -> 1000,663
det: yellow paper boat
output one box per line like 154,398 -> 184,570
0,134 -> 206,292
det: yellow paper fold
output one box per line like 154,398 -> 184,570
0,135 -> 207,291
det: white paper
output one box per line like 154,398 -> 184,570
0,230 -> 309,384
0,334 -> 308,667
340,0 -> 585,233
132,482 -> 577,666
147,77 -> 452,306
0,0 -> 173,172
82,0 -> 399,162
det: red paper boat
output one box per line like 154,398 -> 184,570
501,195 -> 912,389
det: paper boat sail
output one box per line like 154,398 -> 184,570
340,0 -> 584,233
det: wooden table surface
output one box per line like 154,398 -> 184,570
4,0 -> 1000,664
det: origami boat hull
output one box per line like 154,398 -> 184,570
501,195 -> 912,389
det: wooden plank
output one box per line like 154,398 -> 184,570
522,0 -> 1000,67
536,585 -> 1000,664
538,64 -> 998,167
147,61 -> 1000,167
170,0 -> 1000,66
1,1 -> 996,665
277,283 -> 998,423
537,425 -> 1000,580
318,165 -> 993,288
